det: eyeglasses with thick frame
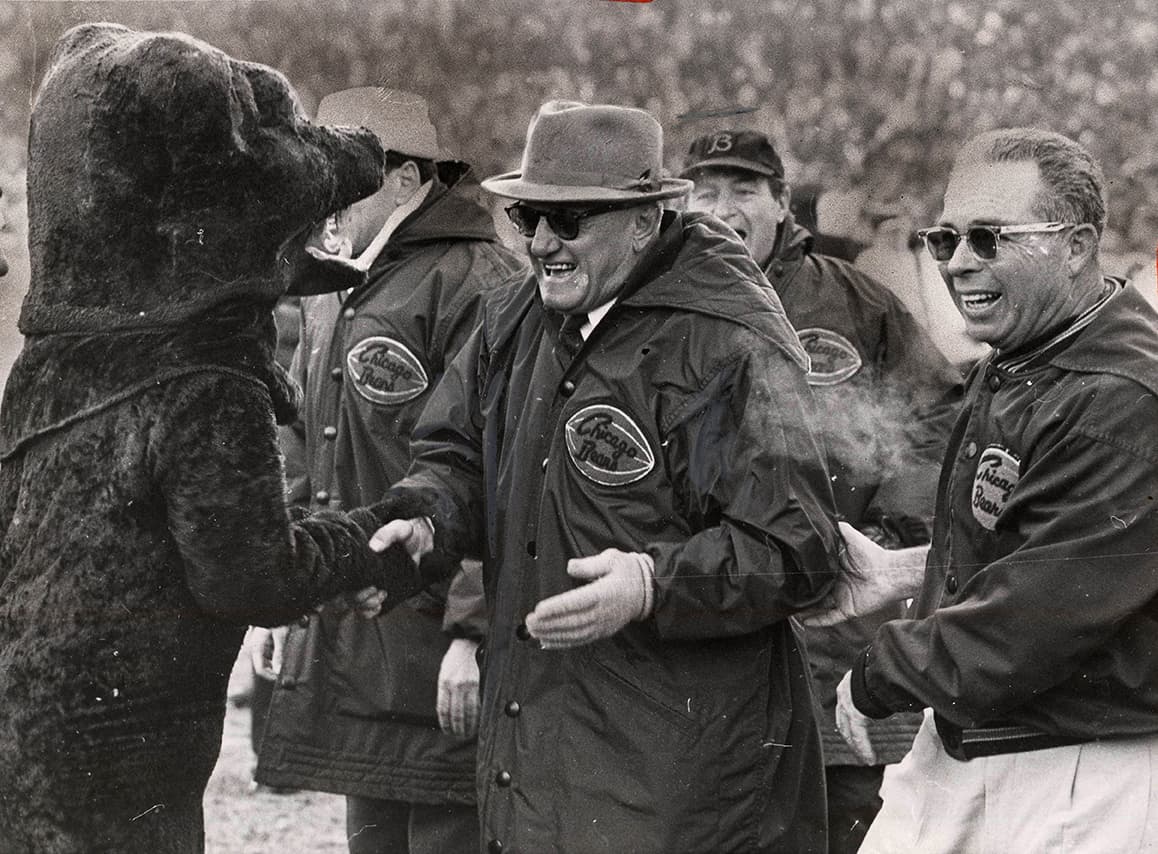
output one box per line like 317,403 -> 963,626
916,221 -> 1076,262
504,202 -> 629,241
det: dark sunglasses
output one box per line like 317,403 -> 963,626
916,221 -> 1074,262
505,202 -> 627,240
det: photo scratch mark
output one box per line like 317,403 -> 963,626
677,106 -> 759,122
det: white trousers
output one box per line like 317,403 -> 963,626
861,710 -> 1158,853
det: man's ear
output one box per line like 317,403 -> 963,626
631,203 -> 663,250
775,181 -> 792,222
1065,223 -> 1100,275
393,160 -> 423,206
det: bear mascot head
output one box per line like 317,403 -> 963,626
0,24 -> 449,852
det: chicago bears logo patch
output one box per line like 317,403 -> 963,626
346,337 -> 429,405
972,445 -> 1021,531
565,404 -> 655,487
796,328 -> 863,386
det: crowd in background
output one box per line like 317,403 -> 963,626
1,0 -> 1156,375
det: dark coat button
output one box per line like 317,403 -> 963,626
343,307 -> 356,320
487,841 -> 504,854
505,700 -> 521,717
560,380 -> 576,396
515,623 -> 531,641
988,374 -> 1002,392
323,426 -> 338,440
315,490 -> 330,505
330,366 -> 343,381
541,457 -> 548,471
297,614 -> 310,628
945,574 -> 959,595
526,541 -> 536,558
964,441 -> 979,459
280,676 -> 297,689
496,770 -> 512,787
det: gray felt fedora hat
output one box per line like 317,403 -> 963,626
316,87 -> 445,161
481,100 -> 692,204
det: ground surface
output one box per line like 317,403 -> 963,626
205,658 -> 346,853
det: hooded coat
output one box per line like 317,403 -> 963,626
389,211 -> 843,852
0,25 -> 445,853
256,177 -> 525,803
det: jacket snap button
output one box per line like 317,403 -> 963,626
560,379 -> 576,396
505,700 -> 521,717
281,676 -> 297,690
322,426 -> 338,441
945,574 -> 959,595
495,770 -> 512,787
988,374 -> 1002,392
515,623 -> 531,641
487,841 -> 504,854
342,307 -> 356,320
964,441 -> 978,459
297,614 -> 310,628
315,490 -> 330,505
541,457 -> 548,471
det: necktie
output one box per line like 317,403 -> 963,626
556,314 -> 586,364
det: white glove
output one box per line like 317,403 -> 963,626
835,670 -> 878,764
246,625 -> 288,682
526,548 -> 655,649
437,638 -> 481,738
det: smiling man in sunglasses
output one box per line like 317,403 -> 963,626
364,100 -> 845,852
812,128 -> 1158,851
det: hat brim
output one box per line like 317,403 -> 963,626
481,171 -> 693,204
679,157 -> 782,179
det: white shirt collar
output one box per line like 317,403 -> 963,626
580,299 -> 616,340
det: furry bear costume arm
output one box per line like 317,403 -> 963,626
155,369 -> 444,627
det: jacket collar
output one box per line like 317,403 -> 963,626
991,278 -> 1158,396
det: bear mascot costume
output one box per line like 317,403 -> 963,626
0,23 -> 461,853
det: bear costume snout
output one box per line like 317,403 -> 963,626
22,22 -> 385,336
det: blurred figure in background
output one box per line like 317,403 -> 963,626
0,186 -> 8,278
854,139 -> 990,374
252,88 -> 524,854
681,128 -> 963,854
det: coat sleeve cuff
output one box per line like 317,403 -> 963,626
851,646 -> 894,719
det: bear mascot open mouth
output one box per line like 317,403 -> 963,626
0,23 -> 463,852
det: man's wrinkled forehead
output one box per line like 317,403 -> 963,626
940,158 -> 1043,226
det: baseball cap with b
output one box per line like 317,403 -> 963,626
315,87 -> 442,161
680,129 -> 785,180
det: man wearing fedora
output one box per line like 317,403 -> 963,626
681,128 -> 963,853
364,100 -> 843,852
251,87 -> 524,854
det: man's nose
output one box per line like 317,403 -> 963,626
529,217 -> 561,256
945,234 -> 982,277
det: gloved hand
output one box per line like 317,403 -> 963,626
354,517 -> 436,618
437,638 -> 481,738
245,625 -> 288,681
835,670 -> 878,764
525,548 -> 655,649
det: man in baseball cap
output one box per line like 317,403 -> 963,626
252,87 -> 524,854
683,129 -> 963,853
366,100 -> 844,851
